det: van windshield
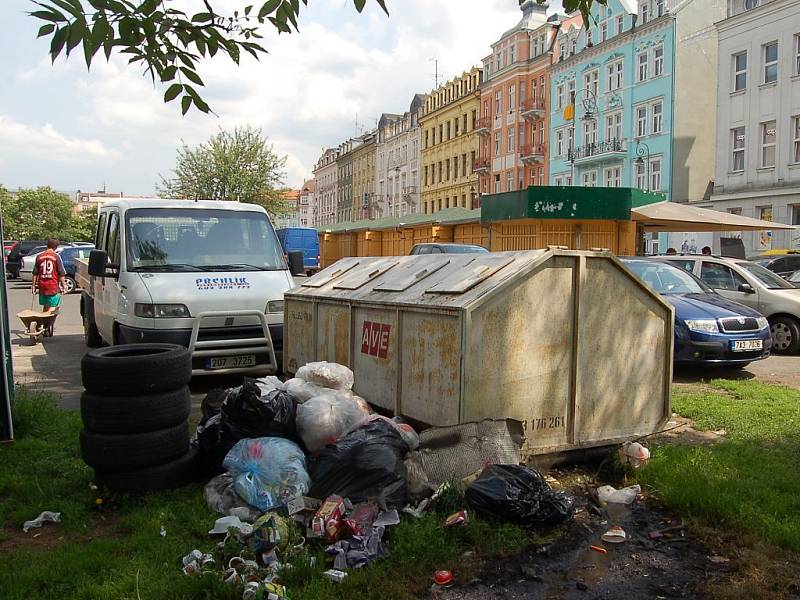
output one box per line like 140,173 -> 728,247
125,208 -> 286,272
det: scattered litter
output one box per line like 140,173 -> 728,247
296,361 -> 354,390
311,495 -> 347,542
223,437 -> 310,512
619,442 -> 650,468
296,393 -> 369,454
160,525 -> 167,537
204,473 -> 263,522
22,511 -> 61,533
708,555 -> 730,564
209,515 -> 254,536
181,549 -> 215,575
243,581 -> 288,599
327,525 -> 388,569
589,545 -> 607,554
465,464 -> 575,528
648,523 -> 686,540
433,570 -> 454,587
601,525 -> 627,544
373,509 -> 400,527
596,484 -> 641,505
248,514 -> 290,565
322,568 -> 348,583
344,502 -> 380,536
444,510 -> 469,527
287,495 -> 322,517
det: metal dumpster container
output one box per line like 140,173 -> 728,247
284,249 -> 673,456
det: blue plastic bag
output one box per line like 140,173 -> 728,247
223,437 -> 310,512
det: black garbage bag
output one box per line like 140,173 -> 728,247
465,464 -> 575,528
221,381 -> 298,440
309,419 -> 410,509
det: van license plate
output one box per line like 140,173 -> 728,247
205,355 -> 256,369
732,340 -> 762,352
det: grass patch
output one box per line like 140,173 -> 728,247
639,379 -> 800,552
0,388 -> 532,600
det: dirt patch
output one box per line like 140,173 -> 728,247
648,414 -> 726,447
0,515 -> 121,553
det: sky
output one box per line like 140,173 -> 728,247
0,0 -> 564,196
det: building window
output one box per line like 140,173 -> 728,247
559,42 -> 566,61
582,171 -> 597,187
508,127 -> 515,153
655,0 -> 665,17
635,161 -> 646,189
494,174 -> 501,193
509,43 -> 516,63
796,34 -> 800,75
653,45 -> 664,77
556,129 -> 565,156
586,27 -> 592,46
583,119 -> 597,145
495,53 -> 501,72
733,51 -> 747,91
604,166 -> 621,187
520,126 -> 526,147
424,166 -> 428,186
446,121 -> 451,140
793,117 -> 800,163
507,172 -> 514,191
764,41 -> 778,83
509,84 -> 516,113
640,1 -> 649,24
454,156 -> 459,179
636,105 -> 648,137
567,78 -> 576,105
494,131 -> 501,155
759,205 -> 773,222
732,127 -> 746,171
607,60 -> 623,91
584,69 -> 599,98
761,120 -> 776,167
556,84 -> 564,110
606,112 -> 622,141
600,22 -> 608,42
454,118 -> 459,136
567,126 -> 574,152
651,101 -> 663,133
445,158 -> 450,181
555,176 -> 563,186
571,37 -> 577,55
651,158 -> 662,191
637,51 -> 648,82
494,91 -> 502,116
424,130 -> 429,148
463,153 -> 468,175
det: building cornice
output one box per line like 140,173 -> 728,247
419,91 -> 481,122
710,184 -> 800,202
716,0 -> 798,32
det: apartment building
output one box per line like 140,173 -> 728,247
313,147 -> 339,226
352,130 -> 377,219
419,67 -> 483,214
336,138 -> 357,222
297,179 -> 315,227
375,94 -> 424,218
476,1 -> 564,196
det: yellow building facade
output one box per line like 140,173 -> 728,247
419,67 -> 483,214
351,131 -> 377,219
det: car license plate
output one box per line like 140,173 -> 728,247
732,339 -> 762,352
205,354 -> 256,369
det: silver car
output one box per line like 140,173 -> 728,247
651,254 -> 800,354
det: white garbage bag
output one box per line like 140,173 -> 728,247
296,361 -> 354,391
295,393 -> 369,453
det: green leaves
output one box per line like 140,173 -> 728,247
163,83 -> 182,102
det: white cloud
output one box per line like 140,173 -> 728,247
0,115 -> 123,164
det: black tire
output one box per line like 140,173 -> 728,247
770,316 -> 800,354
63,276 -> 76,294
95,447 -> 201,493
81,344 -> 191,396
729,363 -> 750,369
81,387 -> 191,434
83,311 -> 103,348
80,422 -> 190,471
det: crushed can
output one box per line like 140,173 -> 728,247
322,568 -> 348,583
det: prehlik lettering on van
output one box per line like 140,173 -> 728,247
195,277 -> 251,290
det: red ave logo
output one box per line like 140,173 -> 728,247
361,321 -> 391,359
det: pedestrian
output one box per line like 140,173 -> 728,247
32,238 -> 66,335
701,246 -> 712,255
665,247 -> 677,256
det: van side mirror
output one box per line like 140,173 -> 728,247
88,249 -> 118,278
287,250 -> 305,276
738,283 -> 756,294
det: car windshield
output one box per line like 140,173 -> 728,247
737,261 -> 796,289
126,208 -> 286,272
624,260 -> 710,295
444,245 -> 489,253
789,271 -> 800,283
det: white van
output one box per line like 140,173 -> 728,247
77,199 -> 301,376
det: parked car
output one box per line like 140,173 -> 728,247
788,270 -> 800,287
275,227 -> 320,276
6,240 -> 46,278
409,243 -> 489,255
748,252 -> 800,279
621,258 -> 771,367
59,245 -> 94,293
652,254 -> 800,354
19,244 -> 76,283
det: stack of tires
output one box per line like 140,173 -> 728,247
79,344 -> 199,493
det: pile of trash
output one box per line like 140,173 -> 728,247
186,361 -> 577,598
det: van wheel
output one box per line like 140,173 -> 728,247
81,344 -> 191,396
83,312 -> 103,348
771,317 -> 800,354
80,422 -> 190,472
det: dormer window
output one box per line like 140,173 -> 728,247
744,0 -> 759,9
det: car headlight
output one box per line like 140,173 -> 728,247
135,303 -> 191,318
266,300 -> 284,313
684,319 -> 719,333
756,316 -> 769,330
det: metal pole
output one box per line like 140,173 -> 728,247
0,207 -> 15,442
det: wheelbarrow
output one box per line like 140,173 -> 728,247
17,295 -> 60,345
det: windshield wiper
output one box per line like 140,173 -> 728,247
133,263 -> 208,272
202,263 -> 270,271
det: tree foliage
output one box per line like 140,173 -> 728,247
1,187 -> 75,240
65,204 -> 98,241
158,125 -> 291,216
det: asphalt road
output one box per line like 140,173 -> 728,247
6,280 -> 800,410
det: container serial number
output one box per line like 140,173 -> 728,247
523,416 -> 566,431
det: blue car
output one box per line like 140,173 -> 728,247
621,258 -> 771,367
58,245 -> 94,294
275,227 -> 320,276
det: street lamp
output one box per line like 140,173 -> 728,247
635,140 -> 651,192
569,87 -> 599,184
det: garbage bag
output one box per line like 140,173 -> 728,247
296,361 -> 354,391
309,419 -> 410,509
367,414 -> 419,451
284,378 -> 329,403
204,473 -> 262,523
296,393 -> 369,453
195,412 -> 241,475
221,382 -> 298,440
465,464 -> 575,528
253,375 -> 284,396
404,451 -> 435,500
223,437 -> 310,512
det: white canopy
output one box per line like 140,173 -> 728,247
631,201 -> 796,232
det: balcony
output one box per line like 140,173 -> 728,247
474,116 -> 491,135
568,138 -> 627,164
520,97 -> 546,120
473,158 -> 490,174
402,185 -> 418,198
519,144 -> 546,164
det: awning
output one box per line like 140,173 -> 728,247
631,201 -> 796,232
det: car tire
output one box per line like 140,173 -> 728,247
80,422 -> 190,472
63,276 -> 76,294
94,447 -> 201,493
81,344 -> 191,396
770,317 -> 800,354
729,363 -> 750,369
81,387 -> 191,434
83,313 -> 103,348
